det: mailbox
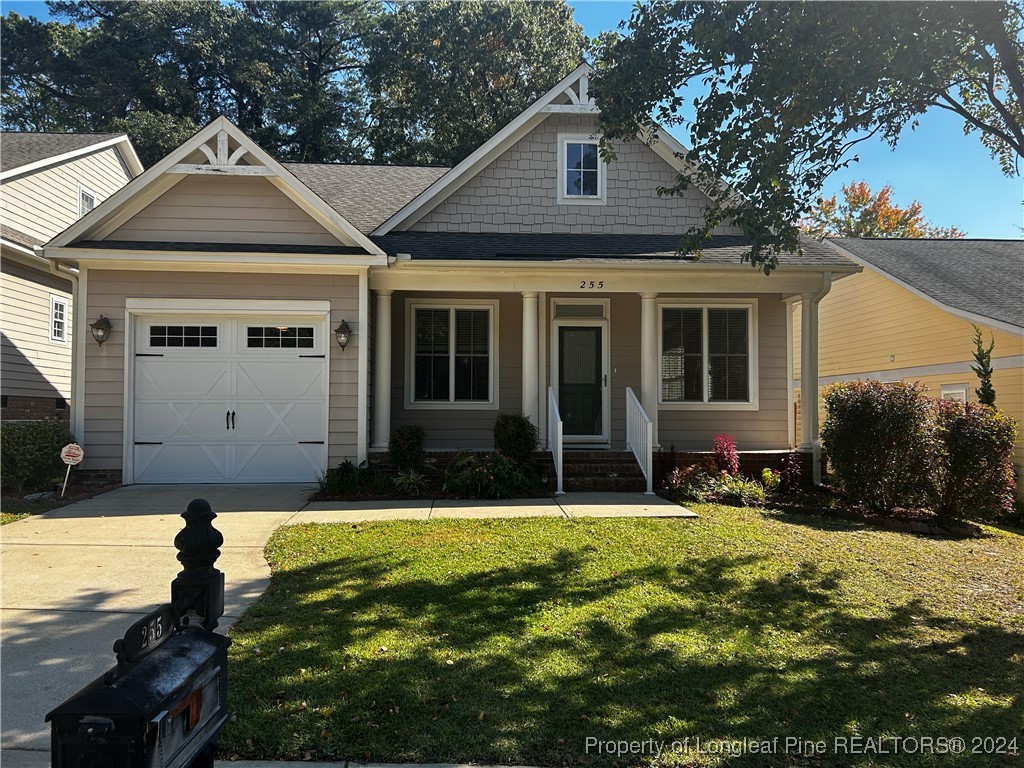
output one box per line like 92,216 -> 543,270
47,499 -> 231,768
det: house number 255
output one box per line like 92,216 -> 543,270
579,280 -> 604,289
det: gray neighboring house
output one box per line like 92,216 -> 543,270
42,64 -> 858,487
1,132 -> 142,425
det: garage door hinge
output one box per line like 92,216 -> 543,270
136,353 -> 165,357
134,441 -> 163,445
298,354 -> 325,358
297,441 -> 325,444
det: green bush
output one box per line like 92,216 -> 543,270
443,450 -> 527,499
394,468 -> 429,496
1,421 -> 74,492
821,380 -> 934,513
930,400 -> 1018,521
493,413 -> 538,465
713,473 -> 766,507
761,467 -> 781,491
317,460 -> 360,496
662,463 -> 717,503
388,425 -> 425,471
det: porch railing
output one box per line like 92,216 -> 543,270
547,386 -> 565,496
625,386 -> 654,495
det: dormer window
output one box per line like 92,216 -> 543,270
557,134 -> 606,205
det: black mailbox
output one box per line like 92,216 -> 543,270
47,499 -> 231,768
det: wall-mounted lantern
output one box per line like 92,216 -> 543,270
89,315 -> 112,346
334,320 -> 352,351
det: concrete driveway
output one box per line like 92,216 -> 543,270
0,484 -> 312,755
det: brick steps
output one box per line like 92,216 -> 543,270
558,450 -> 647,492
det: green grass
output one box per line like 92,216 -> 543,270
222,505 -> 1024,766
0,497 -> 64,525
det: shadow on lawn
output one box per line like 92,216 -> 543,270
224,547 -> 1024,767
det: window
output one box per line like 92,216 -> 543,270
150,325 -> 218,347
660,304 -> 757,406
557,134 -> 606,204
79,185 -> 95,218
410,304 -> 495,406
940,384 -> 968,402
247,326 -> 314,349
50,296 -> 68,343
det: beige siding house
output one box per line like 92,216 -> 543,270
1,133 -> 141,424
794,238 -> 1024,488
43,65 -> 857,488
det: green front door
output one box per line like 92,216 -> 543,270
559,326 -> 603,437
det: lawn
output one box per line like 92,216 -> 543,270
222,505 -> 1024,767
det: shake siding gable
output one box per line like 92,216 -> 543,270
1,147 -> 132,243
107,175 -> 342,246
409,114 -> 741,235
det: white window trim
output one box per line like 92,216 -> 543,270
78,184 -> 96,219
49,294 -> 68,344
405,299 -> 499,410
557,133 -> 607,205
940,383 -> 969,402
658,299 -> 759,411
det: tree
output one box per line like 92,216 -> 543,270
801,181 -> 967,239
971,325 -> 997,406
363,0 -> 586,166
592,1 -> 1023,273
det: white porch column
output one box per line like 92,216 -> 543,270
371,289 -> 393,449
640,292 -> 659,447
799,293 -> 817,451
521,291 -> 539,425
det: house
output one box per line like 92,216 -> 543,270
794,237 -> 1024,487
1,132 -> 142,425
40,64 -> 858,487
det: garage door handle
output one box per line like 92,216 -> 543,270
231,410 -> 235,430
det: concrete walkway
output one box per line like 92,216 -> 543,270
1,485 -> 692,764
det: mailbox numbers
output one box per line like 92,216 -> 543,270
579,280 -> 604,289
121,604 -> 176,662
141,614 -> 165,649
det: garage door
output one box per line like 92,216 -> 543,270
132,315 -> 327,483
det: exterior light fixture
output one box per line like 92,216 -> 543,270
89,315 -> 112,346
334,320 -> 352,350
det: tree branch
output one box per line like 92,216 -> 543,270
936,91 -> 1023,154
975,2 -> 1024,111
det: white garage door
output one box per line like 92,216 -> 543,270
132,315 -> 327,483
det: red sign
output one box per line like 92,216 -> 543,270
60,443 -> 85,466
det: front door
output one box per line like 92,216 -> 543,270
558,326 -> 605,440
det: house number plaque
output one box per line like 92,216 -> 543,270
578,280 -> 604,289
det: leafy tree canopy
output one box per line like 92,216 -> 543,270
592,1 -> 1023,273
802,181 -> 967,239
2,0 -> 584,167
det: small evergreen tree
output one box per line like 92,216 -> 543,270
970,325 -> 996,406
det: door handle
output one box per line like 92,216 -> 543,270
231,410 -> 236,430
603,374 -> 608,386
226,411 -> 230,430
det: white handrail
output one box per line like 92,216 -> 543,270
547,386 -> 564,496
625,386 -> 654,494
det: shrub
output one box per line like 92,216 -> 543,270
0,421 -> 74,492
316,460 -> 360,496
821,381 -> 934,513
714,473 -> 766,507
394,468 -> 429,496
443,451 -> 526,499
712,434 -> 740,476
779,452 -> 803,495
493,413 -> 538,465
761,467 -> 781,491
388,425 -> 425,470
930,400 -> 1017,521
662,463 -> 718,503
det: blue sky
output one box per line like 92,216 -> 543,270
6,0 -> 1020,238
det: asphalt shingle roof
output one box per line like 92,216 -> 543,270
829,238 -> 1024,329
0,223 -> 44,249
286,163 -> 449,235
372,232 -> 856,267
1,132 -> 125,174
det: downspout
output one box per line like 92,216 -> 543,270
43,250 -> 83,441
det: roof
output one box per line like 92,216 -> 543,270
829,238 -> 1024,329
372,232 -> 856,267
1,223 -> 44,250
72,240 -> 367,256
286,163 -> 449,235
1,132 -> 129,174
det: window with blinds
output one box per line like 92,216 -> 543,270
413,306 -> 492,403
661,305 -> 751,404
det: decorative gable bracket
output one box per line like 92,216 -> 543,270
170,129 -> 273,176
541,72 -> 600,114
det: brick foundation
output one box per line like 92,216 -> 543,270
71,469 -> 123,485
1,395 -> 71,427
654,450 -> 813,489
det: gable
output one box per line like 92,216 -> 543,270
405,113 -> 739,236
106,174 -> 343,247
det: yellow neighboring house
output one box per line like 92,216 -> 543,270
795,238 -> 1024,489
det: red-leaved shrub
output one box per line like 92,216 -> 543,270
712,433 -> 740,476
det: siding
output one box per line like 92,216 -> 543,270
410,114 -> 742,236
108,175 -> 340,246
1,147 -> 132,243
0,253 -> 72,398
82,269 -> 360,471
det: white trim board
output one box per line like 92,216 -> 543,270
0,134 -> 143,182
793,354 -> 1024,388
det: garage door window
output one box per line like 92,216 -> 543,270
246,326 -> 315,349
150,325 -> 218,347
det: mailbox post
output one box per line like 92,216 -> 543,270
47,499 -> 232,768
